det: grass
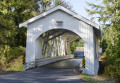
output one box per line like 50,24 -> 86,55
6,56 -> 23,72
0,56 -> 23,74
80,74 -> 99,83
80,74 -> 118,83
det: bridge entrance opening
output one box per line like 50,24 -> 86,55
35,28 -> 85,70
35,29 -> 84,60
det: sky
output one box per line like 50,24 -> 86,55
65,0 -> 102,24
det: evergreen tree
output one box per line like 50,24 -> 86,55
86,0 -> 119,26
53,0 -> 72,10
86,0 -> 120,79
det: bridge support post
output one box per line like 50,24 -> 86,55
83,29 -> 99,75
36,37 -> 43,59
23,33 -> 36,70
66,42 -> 70,55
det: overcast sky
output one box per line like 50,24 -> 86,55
65,0 -> 102,24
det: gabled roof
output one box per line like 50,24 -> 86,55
19,6 -> 100,30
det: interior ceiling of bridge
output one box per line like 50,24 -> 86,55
40,29 -> 81,43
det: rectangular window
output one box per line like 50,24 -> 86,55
56,21 -> 63,27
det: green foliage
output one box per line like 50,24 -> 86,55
0,0 -> 33,70
86,0 -> 120,26
100,28 -> 109,52
80,74 -> 99,83
6,46 -> 26,63
86,0 -> 120,79
70,39 -> 84,54
53,0 -> 72,10
76,39 -> 84,47
104,65 -> 120,79
101,20 -> 120,79
70,41 -> 77,54
0,45 -> 11,66
0,0 -> 38,47
0,0 -> 72,71
0,46 -> 25,72
6,56 -> 23,71
0,46 -> 25,66
39,0 -> 52,11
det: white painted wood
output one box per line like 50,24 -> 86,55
57,37 -> 61,56
44,36 -> 49,58
53,39 -> 56,57
93,34 -> 99,75
42,34 -> 47,58
67,42 -> 70,55
50,39 -> 54,57
47,45 -> 50,57
35,37 -> 42,60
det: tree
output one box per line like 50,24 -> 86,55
0,0 -> 72,70
0,0 -> 72,47
86,0 -> 120,79
39,0 -> 52,12
0,0 -> 40,69
0,0 -> 40,46
53,0 -> 72,10
37,0 -> 72,12
86,0 -> 119,26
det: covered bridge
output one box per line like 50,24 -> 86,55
19,6 -> 101,75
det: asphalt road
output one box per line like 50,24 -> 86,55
0,67 -> 87,83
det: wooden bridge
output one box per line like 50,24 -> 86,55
19,6 -> 101,75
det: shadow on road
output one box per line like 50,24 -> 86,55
0,67 -> 87,83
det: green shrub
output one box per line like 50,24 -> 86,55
0,54 -> 7,66
104,65 -> 120,79
0,45 -> 25,71
103,53 -> 120,79
6,46 -> 26,62
101,24 -> 120,79
0,45 -> 11,66
6,56 -> 23,71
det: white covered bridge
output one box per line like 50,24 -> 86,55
19,6 -> 101,75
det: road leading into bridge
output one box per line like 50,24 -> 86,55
0,66 -> 87,83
